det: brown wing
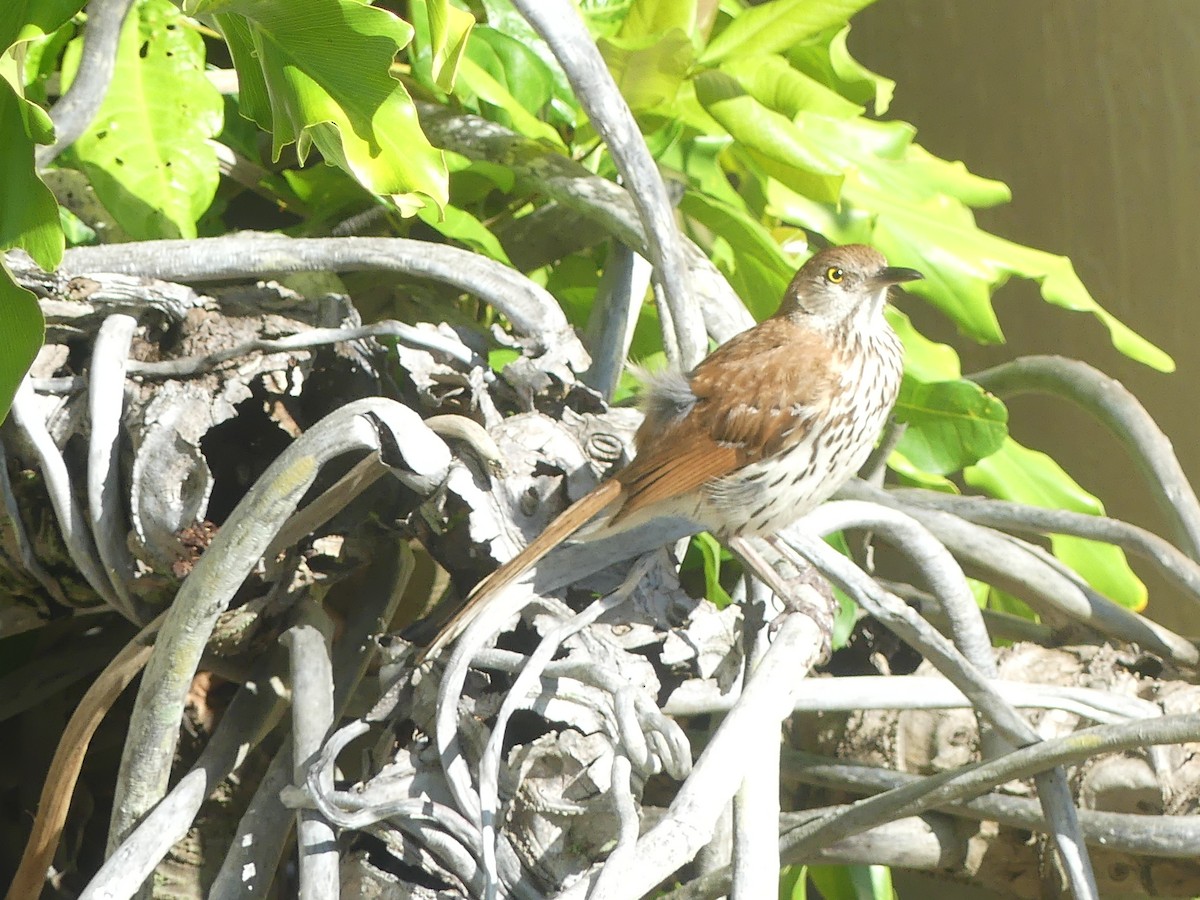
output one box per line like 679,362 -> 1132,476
614,318 -> 840,521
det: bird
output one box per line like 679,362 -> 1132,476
422,244 -> 922,660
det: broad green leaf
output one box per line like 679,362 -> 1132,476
418,203 -> 512,264
761,111 -> 1169,369
808,864 -> 894,900
0,265 -> 46,424
617,0 -> 698,41
886,306 -> 961,382
720,55 -> 863,120
694,71 -> 843,204
965,438 -> 1147,610
66,0 -> 222,239
886,449 -> 958,493
0,73 -> 63,268
466,26 -> 558,121
206,0 -> 448,213
701,0 -> 875,64
657,131 -> 743,207
893,377 -> 1008,475
902,143 -> 1011,209
475,0 -> 576,115
426,0 -> 475,91
788,25 -> 894,114
281,164 -> 373,232
680,190 -> 792,318
1,0 -> 84,52
868,195 -> 1173,369
457,55 -> 563,146
599,28 -> 695,112
780,864 -> 808,900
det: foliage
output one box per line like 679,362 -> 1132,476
1,0 -> 1162,626
0,0 -> 1178,889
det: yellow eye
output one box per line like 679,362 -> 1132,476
825,266 -> 845,284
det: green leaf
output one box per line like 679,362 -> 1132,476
760,112 -> 1168,369
719,54 -> 863,119
886,306 -> 960,382
870,199 -> 1173,370
808,864 -> 894,900
701,0 -> 875,65
886,449 -> 959,493
457,49 -> 563,146
1,0 -> 84,52
425,0 -> 475,91
599,28 -> 695,112
0,265 -> 46,424
893,377 -> 1008,475
617,0 -> 698,41
779,864 -> 808,900
679,190 -> 792,319
657,132 -> 741,207
788,25 -> 894,114
691,532 -> 734,609
694,71 -> 843,204
417,203 -> 512,264
66,0 -> 222,239
206,0 -> 449,213
964,438 -> 1147,610
0,74 -> 63,268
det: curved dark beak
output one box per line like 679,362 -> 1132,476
875,266 -> 924,286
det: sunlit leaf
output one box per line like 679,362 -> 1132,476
66,0 -> 222,239
788,24 -> 894,114
599,28 -> 695,112
694,71 -> 843,204
893,377 -> 1008,475
418,203 -> 512,264
206,0 -> 449,213
760,110 -> 1170,369
0,73 -> 62,268
886,306 -> 961,382
0,265 -> 46,424
720,54 -> 863,119
457,52 -> 563,146
617,0 -> 698,41
465,25 -> 559,120
425,0 -> 474,91
701,0 -> 875,64
965,438 -> 1147,610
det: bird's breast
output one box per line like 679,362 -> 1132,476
698,327 -> 903,537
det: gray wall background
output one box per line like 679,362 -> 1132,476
853,2 -> 1200,632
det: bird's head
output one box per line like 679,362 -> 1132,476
779,244 -> 923,329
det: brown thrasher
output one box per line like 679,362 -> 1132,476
424,244 -> 921,659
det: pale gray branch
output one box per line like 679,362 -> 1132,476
971,355 -> 1200,560
512,0 -> 706,369
37,0 -> 135,167
60,235 -> 588,367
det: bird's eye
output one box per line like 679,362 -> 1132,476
825,266 -> 845,284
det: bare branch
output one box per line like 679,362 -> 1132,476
971,355 -> 1200,560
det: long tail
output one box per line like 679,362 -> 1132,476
419,480 -> 624,661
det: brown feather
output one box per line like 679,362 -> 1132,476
421,244 -> 915,658
614,319 -> 840,522
418,479 -> 624,661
